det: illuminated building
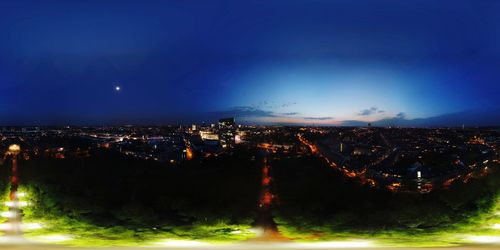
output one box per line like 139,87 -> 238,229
339,132 -> 344,152
218,117 -> 236,148
468,135 -> 485,145
200,131 -> 219,140
235,134 -> 242,144
235,129 -> 249,144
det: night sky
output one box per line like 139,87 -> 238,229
1,0 -> 499,125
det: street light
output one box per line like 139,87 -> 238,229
8,144 -> 21,154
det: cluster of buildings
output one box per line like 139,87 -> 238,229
0,117 -> 246,164
1,124 -> 499,194
298,126 -> 500,193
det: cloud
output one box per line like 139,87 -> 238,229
213,106 -> 276,118
303,116 -> 333,120
358,107 -> 384,116
212,106 -> 334,124
340,120 -> 370,126
282,112 -> 300,116
255,101 -> 297,110
342,111 -> 408,126
281,102 -> 297,108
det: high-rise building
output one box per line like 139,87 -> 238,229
218,117 -> 236,148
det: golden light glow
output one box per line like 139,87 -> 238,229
185,147 -> 193,160
297,134 -> 318,154
8,144 -> 20,153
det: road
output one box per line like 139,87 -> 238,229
250,150 -> 288,242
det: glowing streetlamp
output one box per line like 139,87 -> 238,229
8,144 -> 20,155
4,144 -> 22,236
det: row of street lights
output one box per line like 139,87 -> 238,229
1,145 -> 41,236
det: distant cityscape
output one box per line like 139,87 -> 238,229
2,119 -> 498,194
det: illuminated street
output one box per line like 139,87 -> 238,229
2,145 -> 22,236
252,153 -> 288,242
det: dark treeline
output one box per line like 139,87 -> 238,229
0,157 -> 11,204
9,144 -> 500,235
272,155 -> 500,230
18,146 -> 261,228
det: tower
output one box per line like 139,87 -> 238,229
339,132 -> 344,153
218,118 -> 236,149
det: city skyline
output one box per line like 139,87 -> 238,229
1,0 -> 499,125
0,1 -> 499,248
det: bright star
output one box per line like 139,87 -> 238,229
115,86 -> 121,91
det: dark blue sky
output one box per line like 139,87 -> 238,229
1,0 -> 499,125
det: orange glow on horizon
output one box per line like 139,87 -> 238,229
248,112 -> 397,125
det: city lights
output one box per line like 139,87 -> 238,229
8,144 -> 21,153
0,124 -> 498,248
1,0 -> 500,249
